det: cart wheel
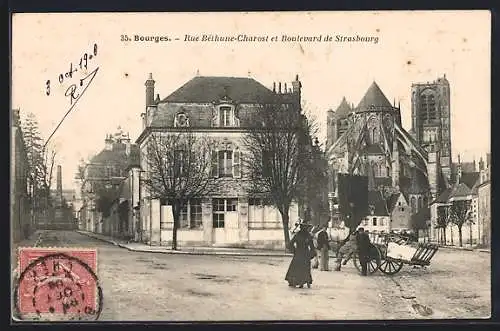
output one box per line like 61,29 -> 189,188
379,258 -> 404,275
353,245 -> 382,275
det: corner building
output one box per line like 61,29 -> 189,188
136,74 -> 301,248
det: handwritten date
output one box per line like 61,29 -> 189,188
45,43 -> 98,96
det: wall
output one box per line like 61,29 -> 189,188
478,182 -> 490,246
11,120 -> 30,242
360,215 -> 390,233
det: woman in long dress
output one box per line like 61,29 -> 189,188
285,223 -> 316,288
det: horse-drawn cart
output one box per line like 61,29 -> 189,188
336,232 -> 439,275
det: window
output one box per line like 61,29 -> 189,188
262,150 -> 273,178
189,199 -> 203,228
372,217 -> 377,226
162,199 -> 203,229
174,150 -> 187,177
219,106 -> 233,127
398,202 -> 402,206
212,199 -> 225,228
248,198 -> 280,229
179,204 -> 189,228
211,149 -> 241,178
212,198 -> 238,228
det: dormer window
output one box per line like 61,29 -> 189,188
219,106 -> 232,127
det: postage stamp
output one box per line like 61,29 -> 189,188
13,247 -> 102,321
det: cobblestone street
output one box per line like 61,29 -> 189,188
12,231 -> 491,321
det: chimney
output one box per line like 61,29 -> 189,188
145,73 -> 155,107
479,157 -> 485,171
273,82 -> 276,93
487,153 -> 491,168
278,82 -> 282,94
104,134 -> 113,151
284,83 -> 288,93
292,74 -> 301,94
56,165 -> 63,206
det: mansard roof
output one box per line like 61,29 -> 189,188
355,81 -> 394,112
334,96 -> 353,118
161,76 -> 280,104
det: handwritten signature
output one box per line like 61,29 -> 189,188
65,67 -> 99,106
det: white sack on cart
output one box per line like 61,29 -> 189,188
387,242 -> 417,261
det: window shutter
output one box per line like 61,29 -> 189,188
233,149 -> 241,178
211,150 -> 219,177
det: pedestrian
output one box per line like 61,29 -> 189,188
334,230 -> 357,271
356,227 -> 372,276
285,222 -> 316,288
316,224 -> 330,271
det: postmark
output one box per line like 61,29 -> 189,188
13,248 -> 102,321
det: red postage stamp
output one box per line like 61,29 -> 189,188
14,247 -> 102,321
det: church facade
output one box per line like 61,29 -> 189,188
326,77 -> 452,234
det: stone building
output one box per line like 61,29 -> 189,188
326,81 -> 444,234
11,109 -> 30,242
79,128 -> 139,233
430,153 -> 491,246
135,73 -> 301,248
410,75 -> 452,185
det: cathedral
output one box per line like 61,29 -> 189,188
326,76 -> 452,233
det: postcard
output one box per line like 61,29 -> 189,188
11,11 -> 491,321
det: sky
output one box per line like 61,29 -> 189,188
12,11 -> 491,190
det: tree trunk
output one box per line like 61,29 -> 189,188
280,210 -> 291,253
450,226 -> 454,246
458,226 -> 463,247
172,200 -> 180,251
469,223 -> 473,247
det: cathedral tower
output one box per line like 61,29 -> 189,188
411,75 -> 452,184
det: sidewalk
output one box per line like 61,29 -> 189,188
77,230 -> 295,257
430,242 -> 490,253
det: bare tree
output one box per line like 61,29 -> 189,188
449,199 -> 472,247
242,103 -> 312,251
435,206 -> 449,245
142,131 -> 218,250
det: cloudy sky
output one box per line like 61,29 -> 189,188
12,11 -> 490,189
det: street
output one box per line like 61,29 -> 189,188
12,231 -> 491,321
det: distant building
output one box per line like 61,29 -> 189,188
430,153 -> 490,246
11,109 -> 30,242
79,128 -> 139,233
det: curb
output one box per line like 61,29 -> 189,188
77,231 -> 293,257
439,246 -> 473,251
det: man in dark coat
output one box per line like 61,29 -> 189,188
356,227 -> 371,276
316,224 -> 330,271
